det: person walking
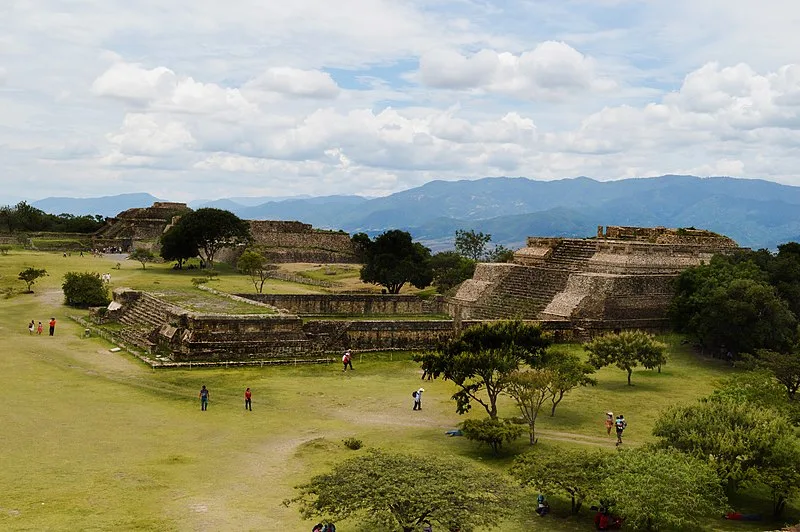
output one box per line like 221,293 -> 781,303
28,320 -> 35,335
615,414 -> 627,446
605,412 -> 614,436
342,349 -> 354,371
37,321 -> 43,335
413,388 -> 424,410
199,385 -> 210,411
48,317 -> 56,336
244,387 -> 252,411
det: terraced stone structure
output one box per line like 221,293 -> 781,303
93,202 -> 190,252
448,225 -> 739,330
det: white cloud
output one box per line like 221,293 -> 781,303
419,41 -> 615,99
107,113 -> 195,156
244,67 -> 340,99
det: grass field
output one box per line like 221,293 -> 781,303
0,249 -> 798,531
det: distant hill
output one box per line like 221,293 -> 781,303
32,193 -> 163,217
25,176 -> 800,249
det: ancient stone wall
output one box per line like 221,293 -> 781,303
249,221 -> 354,253
599,225 -> 737,247
238,294 -> 445,315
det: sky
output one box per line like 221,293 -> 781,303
2,0 -> 800,202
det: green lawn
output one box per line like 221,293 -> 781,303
0,250 -> 797,531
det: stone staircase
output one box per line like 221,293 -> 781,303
544,239 -> 598,270
117,293 -> 178,352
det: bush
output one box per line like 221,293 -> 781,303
0,244 -> 11,255
460,418 -> 524,454
342,437 -> 363,450
62,271 -> 111,307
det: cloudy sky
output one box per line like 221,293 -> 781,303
2,0 -> 800,202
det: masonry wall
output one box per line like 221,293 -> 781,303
249,221 -> 354,253
237,294 -> 445,315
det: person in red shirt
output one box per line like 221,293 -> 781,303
244,387 -> 252,411
48,318 -> 56,336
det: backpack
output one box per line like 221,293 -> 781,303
412,391 -> 418,398
615,418 -> 626,430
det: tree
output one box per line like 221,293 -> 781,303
511,446 -> 609,514
419,321 -> 551,419
584,331 -> 667,385
653,399 -> 800,497
597,448 -> 728,531
172,208 -> 251,269
129,247 -> 155,269
237,249 -> 276,293
505,369 -> 554,444
454,229 -> 492,261
460,418 -> 524,454
359,230 -> 432,294
429,251 -> 476,293
753,349 -> 800,400
62,271 -> 111,307
486,244 -> 515,263
709,369 -> 799,423
160,224 -> 198,269
544,351 -> 597,416
18,267 -> 47,293
286,450 -> 513,532
350,232 -> 372,262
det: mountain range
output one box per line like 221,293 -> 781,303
24,175 -> 800,250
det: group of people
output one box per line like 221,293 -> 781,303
27,318 -> 56,336
198,385 -> 253,411
604,412 -> 627,446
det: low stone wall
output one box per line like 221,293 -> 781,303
238,294 -> 445,315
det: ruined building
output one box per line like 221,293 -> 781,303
448,226 -> 739,330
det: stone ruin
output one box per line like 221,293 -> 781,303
447,225 -> 739,331
92,202 -> 356,262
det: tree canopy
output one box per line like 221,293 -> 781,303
358,230 -> 433,294
286,450 -> 512,532
0,201 -> 105,233
584,331 -> 667,385
18,267 -> 47,292
237,249 -> 276,293
62,271 -> 111,307
418,321 -> 551,419
160,223 -> 199,268
455,229 -> 492,261
128,248 -> 155,269
429,251 -> 476,293
170,208 -> 251,269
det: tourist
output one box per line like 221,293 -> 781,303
48,317 -> 56,336
413,388 -> 424,410
342,348 -> 354,371
199,385 -> 210,411
37,321 -> 43,335
615,414 -> 627,446
28,320 -> 34,335
605,412 -> 614,435
535,494 -> 550,517
244,387 -> 252,411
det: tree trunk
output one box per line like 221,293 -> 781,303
774,495 -> 787,518
550,391 -> 564,416
528,421 -> 537,445
627,368 -> 632,386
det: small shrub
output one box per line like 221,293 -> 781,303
62,271 -> 111,307
343,437 -> 363,450
460,418 -> 524,455
0,244 -> 11,255
191,277 -> 208,287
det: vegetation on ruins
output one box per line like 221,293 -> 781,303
670,250 -> 799,354
653,398 -> 800,508
236,249 -> 277,293
0,201 -> 105,234
129,247 -> 155,269
159,223 -> 199,269
584,331 -> 667,385
286,450 -> 512,532
18,266 -> 47,293
168,208 -> 251,269
511,446 -> 607,514
454,229 -> 515,263
358,230 -> 433,294
597,448 -> 728,531
62,271 -> 111,307
429,251 -> 476,293
419,321 -> 550,419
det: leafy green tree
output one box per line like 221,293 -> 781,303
511,446 -> 609,514
172,208 -> 251,269
429,251 -> 476,293
129,247 -> 155,269
653,399 -> 800,497
459,418 -> 524,454
455,229 -> 492,261
0,244 -> 12,255
350,232 -> 372,262
505,369 -> 554,444
544,350 -> 597,416
710,369 -> 797,418
753,349 -> 800,400
62,271 -> 111,307
286,450 -> 513,532
237,249 -> 276,293
160,223 -> 198,269
419,321 -> 551,418
486,244 -> 515,263
598,448 -> 728,531
359,230 -> 432,294
18,267 -> 47,292
584,331 -> 667,385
